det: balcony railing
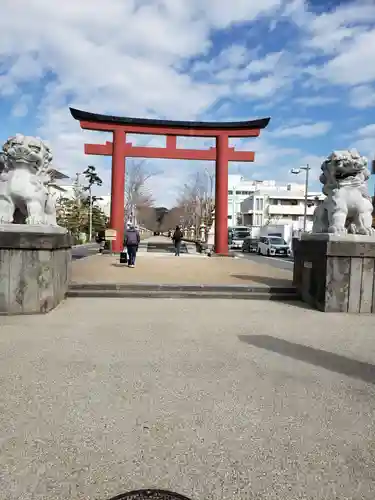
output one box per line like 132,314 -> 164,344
267,205 -> 316,216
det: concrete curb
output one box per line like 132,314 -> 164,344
72,243 -> 99,248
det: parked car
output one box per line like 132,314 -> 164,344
229,226 -> 251,249
257,236 -> 291,257
241,237 -> 259,253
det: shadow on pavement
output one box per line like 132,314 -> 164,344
238,334 -> 375,384
231,274 -> 292,287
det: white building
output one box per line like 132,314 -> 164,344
227,175 -> 279,227
240,184 -> 325,235
49,184 -> 77,203
95,195 -> 111,217
227,175 -> 316,228
49,183 -> 112,217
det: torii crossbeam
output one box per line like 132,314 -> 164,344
70,107 -> 270,254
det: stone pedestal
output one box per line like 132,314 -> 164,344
293,233 -> 375,313
0,225 -> 72,314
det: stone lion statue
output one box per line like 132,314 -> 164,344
0,134 -> 58,225
312,149 -> 374,235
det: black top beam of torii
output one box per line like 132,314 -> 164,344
70,107 -> 270,132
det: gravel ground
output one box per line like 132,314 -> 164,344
0,298 -> 375,500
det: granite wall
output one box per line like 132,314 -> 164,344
293,235 -> 375,313
0,229 -> 72,314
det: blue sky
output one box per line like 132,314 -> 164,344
0,0 -> 375,206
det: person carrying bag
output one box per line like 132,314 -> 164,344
124,225 -> 140,268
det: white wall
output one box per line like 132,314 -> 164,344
227,177 -> 285,227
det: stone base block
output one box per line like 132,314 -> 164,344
0,225 -> 72,314
293,233 -> 375,313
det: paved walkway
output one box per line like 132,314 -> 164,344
72,237 -> 293,286
0,298 -> 374,499
71,253 -> 292,286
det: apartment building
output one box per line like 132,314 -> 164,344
227,175 -> 291,227
240,184 -> 324,234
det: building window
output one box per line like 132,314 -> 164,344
259,198 -> 264,210
255,198 -> 260,210
254,214 -> 263,226
228,190 -> 233,195
228,215 -> 232,219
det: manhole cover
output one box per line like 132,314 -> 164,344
109,490 -> 192,500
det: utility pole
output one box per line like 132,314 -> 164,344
89,185 -> 93,241
291,164 -> 311,233
303,165 -> 310,233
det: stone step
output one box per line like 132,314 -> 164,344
67,282 -> 299,300
67,290 -> 299,300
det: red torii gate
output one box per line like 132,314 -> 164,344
70,108 -> 270,254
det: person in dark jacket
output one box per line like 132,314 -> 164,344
172,225 -> 183,256
124,225 -> 140,267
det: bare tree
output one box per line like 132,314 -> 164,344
125,160 -> 159,224
136,206 -> 159,231
176,167 -> 215,237
160,206 -> 185,232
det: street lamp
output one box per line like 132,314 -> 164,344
291,165 -> 311,232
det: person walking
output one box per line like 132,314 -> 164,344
124,224 -> 140,268
172,225 -> 183,256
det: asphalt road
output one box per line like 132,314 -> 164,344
72,242 -> 100,260
235,249 -> 294,271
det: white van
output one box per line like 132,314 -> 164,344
229,226 -> 251,249
257,236 -> 292,257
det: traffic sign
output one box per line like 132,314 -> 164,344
105,229 -> 117,241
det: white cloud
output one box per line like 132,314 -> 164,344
273,122 -> 332,138
237,75 -> 288,99
294,96 -> 338,107
351,123 -> 375,158
202,0 -> 282,28
303,2 -> 375,55
318,30 -> 375,86
11,95 -> 32,117
349,85 -> 375,109
192,44 -> 251,77
192,47 -> 291,97
358,124 -> 375,137
293,1 -> 375,88
245,51 -> 284,74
